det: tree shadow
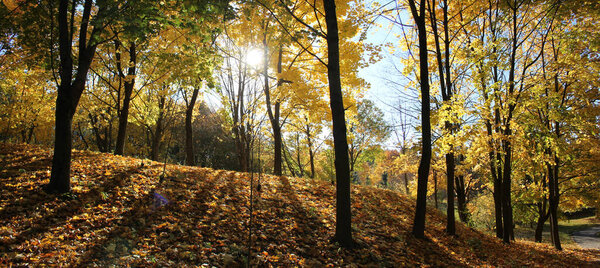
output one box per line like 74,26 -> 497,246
75,168 -> 226,266
252,176 -> 328,260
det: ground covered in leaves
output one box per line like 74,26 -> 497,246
1,143 -> 600,267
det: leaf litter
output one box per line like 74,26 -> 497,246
1,143 -> 599,267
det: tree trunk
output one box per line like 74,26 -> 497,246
446,151 -> 456,234
502,135 -> 513,243
114,42 -> 136,156
150,96 -> 166,161
323,0 -> 353,247
273,122 -> 282,175
404,172 -> 410,195
48,87 -> 76,193
408,0 -> 431,239
483,75 -> 503,238
429,0 -> 455,235
295,133 -> 304,177
433,170 -> 438,209
534,201 -> 549,243
491,149 -> 503,238
455,175 -> 468,223
306,121 -> 315,179
47,0 -> 98,194
548,157 -> 562,250
185,86 -> 200,166
262,32 -> 283,176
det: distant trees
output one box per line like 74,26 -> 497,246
378,0 -> 600,247
348,99 -> 391,173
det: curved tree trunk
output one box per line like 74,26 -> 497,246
262,33 -> 283,176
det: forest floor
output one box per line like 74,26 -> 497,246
1,143 -> 600,267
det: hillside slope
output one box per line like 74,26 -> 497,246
1,143 -> 599,267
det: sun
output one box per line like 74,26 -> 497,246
245,48 -> 264,68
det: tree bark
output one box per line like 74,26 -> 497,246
404,172 -> 410,195
502,133 -> 514,243
548,156 -> 561,249
295,133 -> 304,177
262,31 -> 283,176
114,42 -> 136,155
47,0 -> 98,193
150,96 -> 166,161
429,0 -> 455,235
433,170 -> 438,209
185,86 -> 200,166
49,89 -> 76,193
534,200 -> 549,243
445,151 -> 455,234
323,0 -> 353,247
305,120 -> 315,179
455,175 -> 468,223
408,0 -> 431,239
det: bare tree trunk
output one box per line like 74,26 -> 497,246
408,0 -> 432,239
47,0 -> 99,193
534,199 -> 549,243
548,153 -> 561,249
185,86 -> 200,166
502,134 -> 514,243
455,175 -> 468,223
429,0 -> 455,235
150,96 -> 166,161
306,121 -> 315,179
445,151 -> 455,234
433,170 -> 438,209
323,0 -> 353,247
262,31 -> 283,176
404,173 -> 410,195
295,133 -> 304,177
114,42 -> 136,156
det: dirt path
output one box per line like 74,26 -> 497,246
572,225 -> 600,249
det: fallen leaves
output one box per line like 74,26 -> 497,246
1,143 -> 600,267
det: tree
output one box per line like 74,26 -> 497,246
46,0 -> 109,193
347,99 -> 391,172
216,29 -> 263,172
253,0 -> 371,247
428,0 -> 454,235
406,0 -> 432,239
322,0 -> 353,247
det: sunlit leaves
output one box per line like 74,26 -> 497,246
1,143 -> 599,266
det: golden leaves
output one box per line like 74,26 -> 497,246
1,143 -> 599,266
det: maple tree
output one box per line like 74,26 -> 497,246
403,0 -> 433,239
3,0 -> 600,263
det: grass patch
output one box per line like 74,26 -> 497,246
514,216 -> 600,246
